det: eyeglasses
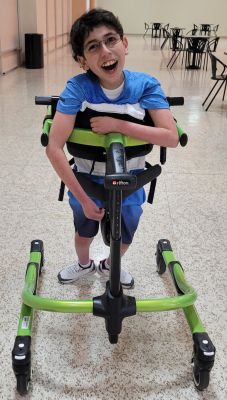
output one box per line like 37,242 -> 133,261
84,34 -> 122,54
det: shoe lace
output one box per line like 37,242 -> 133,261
68,262 -> 81,273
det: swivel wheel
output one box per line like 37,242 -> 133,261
16,373 -> 30,396
192,355 -> 210,391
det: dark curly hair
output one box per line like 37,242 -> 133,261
70,8 -> 124,61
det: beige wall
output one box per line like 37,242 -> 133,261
97,0 -> 227,36
72,0 -> 86,21
90,0 -> 97,9
0,0 -> 20,74
71,0 -> 97,23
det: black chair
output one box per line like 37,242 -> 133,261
207,37 -> 219,52
210,24 -> 219,36
200,24 -> 211,36
185,37 -> 207,69
167,38 -> 185,69
171,28 -> 180,36
203,37 -> 220,70
151,23 -> 162,38
143,22 -> 152,38
186,24 -> 199,36
202,54 -> 227,111
162,23 -> 170,37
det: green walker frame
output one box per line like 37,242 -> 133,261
12,96 -> 215,395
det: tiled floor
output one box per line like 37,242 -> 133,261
0,36 -> 227,400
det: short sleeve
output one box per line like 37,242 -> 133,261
140,76 -> 169,110
56,78 -> 85,115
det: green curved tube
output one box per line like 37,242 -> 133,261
136,262 -> 197,312
22,262 -> 93,313
42,119 -> 146,148
22,261 -> 196,314
42,119 -> 187,148
22,289 -> 93,313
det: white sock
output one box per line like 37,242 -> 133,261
79,260 -> 91,269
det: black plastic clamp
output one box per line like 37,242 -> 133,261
193,332 -> 216,370
12,336 -> 31,377
93,282 -> 136,340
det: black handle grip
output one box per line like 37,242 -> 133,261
35,96 -> 59,118
179,133 -> 188,147
167,97 -> 184,106
35,96 -> 52,105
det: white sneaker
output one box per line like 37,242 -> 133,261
97,259 -> 134,289
58,260 -> 95,284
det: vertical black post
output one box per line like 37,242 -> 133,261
93,141 -> 137,342
109,190 -> 122,297
105,142 -> 126,298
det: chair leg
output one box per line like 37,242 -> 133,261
205,80 -> 226,111
222,80 -> 227,101
167,52 -> 176,68
161,37 -> 168,49
202,53 -> 207,70
205,53 -> 209,71
202,80 -> 219,106
170,51 -> 181,69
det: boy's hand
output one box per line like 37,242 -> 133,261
90,116 -> 118,134
82,197 -> 105,221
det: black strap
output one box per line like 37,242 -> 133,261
89,159 -> 96,175
58,160 -> 161,204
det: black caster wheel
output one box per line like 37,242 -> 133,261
109,334 -> 118,344
156,250 -> 166,275
16,374 -> 30,396
192,357 -> 210,391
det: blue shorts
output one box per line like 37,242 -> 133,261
68,171 -> 145,244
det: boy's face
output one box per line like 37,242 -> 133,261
78,26 -> 128,90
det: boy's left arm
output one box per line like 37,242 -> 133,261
90,108 -> 179,148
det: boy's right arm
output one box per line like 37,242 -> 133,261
46,111 -> 104,221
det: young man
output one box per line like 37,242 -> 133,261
46,8 -> 178,289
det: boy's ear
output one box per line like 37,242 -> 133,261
77,56 -> 89,71
123,36 -> 129,55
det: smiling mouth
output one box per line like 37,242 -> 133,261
102,60 -> 118,71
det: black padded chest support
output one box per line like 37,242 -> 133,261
66,108 -> 154,161
75,108 -> 155,129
